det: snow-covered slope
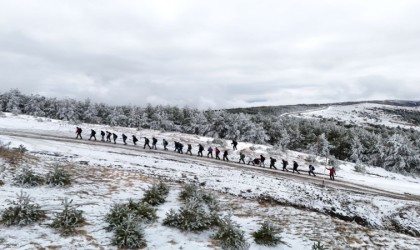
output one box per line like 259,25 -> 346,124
297,103 -> 420,131
1,112 -> 420,249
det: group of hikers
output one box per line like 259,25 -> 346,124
75,127 -> 337,180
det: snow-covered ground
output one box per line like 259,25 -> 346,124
1,112 -> 420,249
297,103 -> 420,131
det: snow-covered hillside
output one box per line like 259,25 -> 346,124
1,112 -> 420,249
297,103 -> 420,131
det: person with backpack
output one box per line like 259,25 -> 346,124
198,144 -> 204,157
186,144 -> 192,155
143,137 -> 151,149
152,137 -> 158,150
269,157 -> 277,169
223,150 -> 229,161
308,164 -> 316,176
326,167 -> 336,180
293,161 -> 300,174
260,154 -> 266,167
282,159 -> 289,172
215,147 -> 221,159
231,140 -> 238,150
122,134 -> 128,145
112,133 -> 118,144
75,127 -> 83,139
178,143 -> 184,154
88,129 -> 96,141
100,130 -> 105,141
239,152 -> 246,164
162,139 -> 168,150
174,141 -> 179,152
106,131 -> 112,142
248,158 -> 260,166
207,146 -> 213,158
132,135 -> 138,145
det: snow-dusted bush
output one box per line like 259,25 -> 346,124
252,221 -> 282,246
179,183 -> 198,201
14,144 -> 28,154
105,203 -> 131,232
213,214 -> 249,250
141,181 -> 170,206
212,138 -> 226,146
45,164 -> 72,186
50,198 -> 85,235
126,200 -> 157,223
354,162 -> 366,174
13,167 -> 44,187
1,191 -> 45,226
163,197 -> 215,232
312,241 -> 327,250
105,200 -> 157,232
112,214 -> 147,249
388,206 -> 420,237
0,179 -> 4,186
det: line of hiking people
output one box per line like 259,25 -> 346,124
75,127 -> 337,180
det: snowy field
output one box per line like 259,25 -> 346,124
1,112 -> 420,249
297,103 -> 420,131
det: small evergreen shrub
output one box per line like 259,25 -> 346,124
163,197 -> 215,232
15,145 -> 28,154
105,203 -> 131,232
1,191 -> 45,226
50,198 -> 85,235
105,200 -> 157,232
354,163 -> 366,174
312,241 -> 327,250
46,165 -> 72,186
112,214 -> 147,249
126,200 -> 157,223
252,221 -> 282,246
141,182 -> 170,206
213,214 -> 249,250
0,179 -> 4,186
13,167 -> 44,187
179,183 -> 198,201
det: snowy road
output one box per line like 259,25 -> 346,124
1,129 -> 418,202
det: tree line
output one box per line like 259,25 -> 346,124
1,89 -> 419,175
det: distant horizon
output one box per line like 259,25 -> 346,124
2,88 -> 419,111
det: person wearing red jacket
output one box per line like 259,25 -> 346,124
326,167 -> 336,180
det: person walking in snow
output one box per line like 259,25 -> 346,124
152,137 -> 158,150
174,141 -> 179,152
326,166 -> 336,180
75,127 -> 83,139
207,146 -> 213,158
198,144 -> 204,157
269,157 -> 277,169
239,152 -> 246,164
132,135 -> 138,145
112,133 -> 118,144
260,154 -> 266,167
186,144 -> 192,155
223,150 -> 229,161
143,137 -> 151,149
162,139 -> 168,150
231,140 -> 238,150
100,130 -> 105,141
89,129 -> 97,141
122,134 -> 127,145
282,159 -> 289,172
308,164 -> 316,176
248,158 -> 260,166
106,131 -> 112,142
292,161 -> 300,174
177,143 -> 184,154
215,147 -> 221,160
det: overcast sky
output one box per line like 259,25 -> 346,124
0,0 -> 419,109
